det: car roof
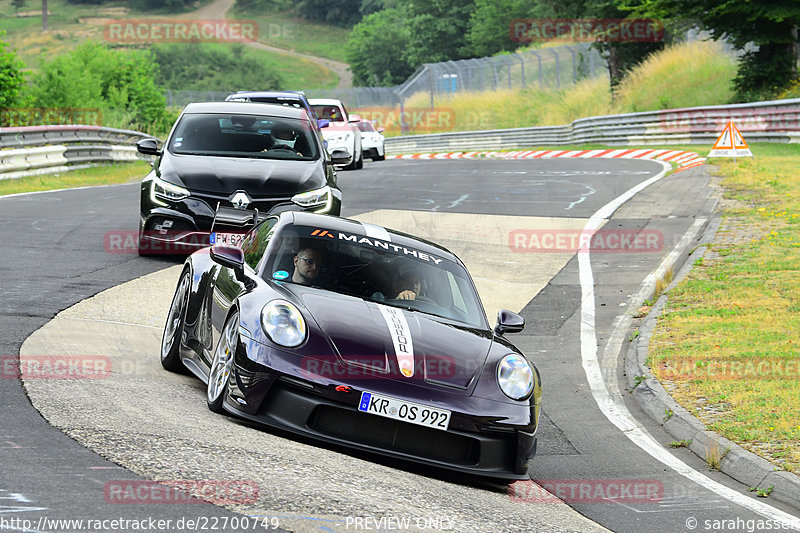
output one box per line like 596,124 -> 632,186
226,91 -> 308,101
183,102 -> 308,120
283,212 -> 459,264
308,98 -> 343,106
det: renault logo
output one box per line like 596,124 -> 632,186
230,191 -> 252,210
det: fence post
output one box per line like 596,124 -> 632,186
550,48 -> 561,89
530,51 -> 543,89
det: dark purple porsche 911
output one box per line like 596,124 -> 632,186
161,211 -> 542,479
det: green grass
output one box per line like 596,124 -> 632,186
0,161 -> 150,196
648,142 -> 800,474
229,5 -> 352,63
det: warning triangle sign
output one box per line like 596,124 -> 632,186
707,121 -> 752,158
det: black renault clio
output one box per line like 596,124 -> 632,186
136,102 -> 347,255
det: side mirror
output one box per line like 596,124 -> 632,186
348,114 -> 362,123
136,138 -> 162,156
377,127 -> 385,134
328,149 -> 352,166
317,119 -> 330,129
494,309 -> 525,335
210,245 -> 245,273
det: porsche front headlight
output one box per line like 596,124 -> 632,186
261,300 -> 307,347
497,354 -> 534,400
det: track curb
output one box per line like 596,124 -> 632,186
624,213 -> 800,510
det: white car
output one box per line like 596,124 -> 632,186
308,98 -> 363,170
357,120 -> 385,161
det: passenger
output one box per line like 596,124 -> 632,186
292,246 -> 324,285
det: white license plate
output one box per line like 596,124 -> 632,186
358,391 -> 451,431
210,232 -> 245,247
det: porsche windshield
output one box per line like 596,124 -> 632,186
169,113 -> 319,160
265,226 -> 488,329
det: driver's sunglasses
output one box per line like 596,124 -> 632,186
298,256 -> 320,267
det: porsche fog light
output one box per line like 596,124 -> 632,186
261,300 -> 307,347
497,354 -> 534,400
292,186 -> 332,213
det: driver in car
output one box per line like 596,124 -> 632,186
292,246 -> 324,285
268,123 -> 303,156
393,264 -> 426,301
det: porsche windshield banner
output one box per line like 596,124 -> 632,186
307,227 -> 444,265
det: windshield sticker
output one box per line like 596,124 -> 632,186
377,304 -> 415,378
307,228 -> 443,265
272,270 -> 289,280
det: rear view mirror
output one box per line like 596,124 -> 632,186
210,245 -> 245,273
494,309 -> 525,335
136,138 -> 162,156
328,149 -> 351,166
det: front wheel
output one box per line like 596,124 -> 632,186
207,310 -> 239,413
161,268 -> 190,372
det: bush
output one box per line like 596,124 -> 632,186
0,33 -> 25,108
29,42 -> 169,135
151,43 -> 284,92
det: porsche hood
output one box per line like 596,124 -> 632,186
299,292 -> 492,391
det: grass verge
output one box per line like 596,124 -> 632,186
359,40 -> 736,137
648,142 -> 800,474
0,161 -> 149,196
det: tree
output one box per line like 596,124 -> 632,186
400,0 -> 476,65
624,0 -> 800,100
0,34 -> 25,109
346,8 -> 415,86
466,0 -> 534,57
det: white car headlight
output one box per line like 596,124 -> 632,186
261,300 -> 307,347
151,175 -> 190,205
497,354 -> 534,400
292,185 -> 332,213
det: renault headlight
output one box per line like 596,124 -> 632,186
261,300 -> 306,347
292,185 -> 332,213
497,354 -> 534,400
151,175 -> 190,206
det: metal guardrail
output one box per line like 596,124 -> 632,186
0,125 -> 153,180
385,99 -> 800,154
2,98 -> 799,179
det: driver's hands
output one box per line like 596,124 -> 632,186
396,290 -> 416,300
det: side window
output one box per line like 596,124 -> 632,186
242,217 -> 278,270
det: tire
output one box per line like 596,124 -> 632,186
161,268 -> 190,372
207,310 -> 239,414
373,154 -> 385,161
355,150 -> 364,169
